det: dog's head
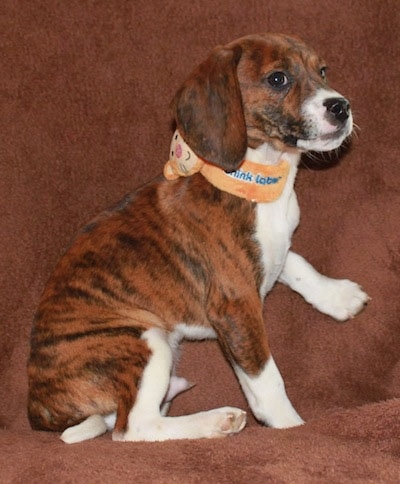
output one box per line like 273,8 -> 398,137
172,33 -> 352,171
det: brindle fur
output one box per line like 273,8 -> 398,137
28,34 -> 326,434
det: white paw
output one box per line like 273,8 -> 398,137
267,410 -> 305,429
207,407 -> 247,438
61,415 -> 107,444
315,278 -> 369,321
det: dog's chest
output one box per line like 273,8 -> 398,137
254,189 -> 300,298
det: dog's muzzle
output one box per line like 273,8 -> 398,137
297,89 -> 353,152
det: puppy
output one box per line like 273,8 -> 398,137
27,33 -> 368,443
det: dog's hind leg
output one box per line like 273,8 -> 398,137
115,328 -> 246,442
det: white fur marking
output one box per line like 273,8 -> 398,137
104,413 -> 116,430
249,146 -> 300,299
119,328 -> 246,441
234,357 -> 304,428
279,251 -> 369,321
297,88 -> 353,152
60,414 -> 108,444
169,323 -> 217,348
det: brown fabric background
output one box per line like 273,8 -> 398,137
1,0 -> 399,482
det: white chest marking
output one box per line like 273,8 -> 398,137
252,149 -> 300,298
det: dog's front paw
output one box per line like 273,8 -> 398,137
315,278 -> 369,321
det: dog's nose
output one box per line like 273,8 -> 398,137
324,97 -> 350,124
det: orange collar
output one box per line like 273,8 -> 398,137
164,130 -> 290,203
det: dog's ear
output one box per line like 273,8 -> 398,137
171,45 -> 247,171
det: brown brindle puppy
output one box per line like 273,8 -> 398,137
27,33 -> 368,443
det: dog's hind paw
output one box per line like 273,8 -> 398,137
207,407 -> 247,437
221,409 -> 247,434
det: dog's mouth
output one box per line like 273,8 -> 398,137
284,125 -> 350,151
296,124 -> 352,152
309,124 -> 351,142
320,127 -> 349,141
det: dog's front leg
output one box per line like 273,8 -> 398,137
210,297 -> 304,429
234,357 -> 305,428
279,251 -> 369,321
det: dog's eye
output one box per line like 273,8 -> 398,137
320,66 -> 327,80
266,71 -> 289,89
